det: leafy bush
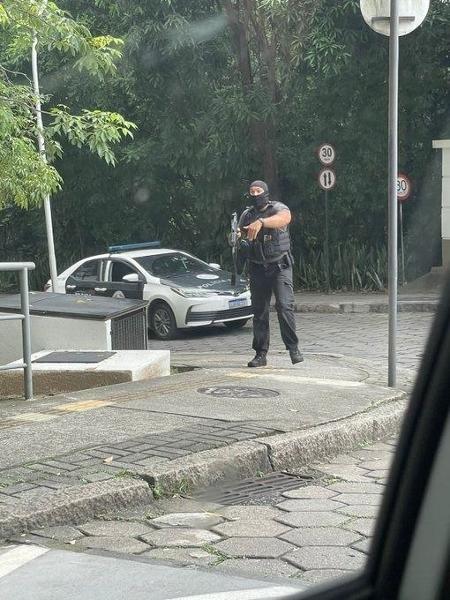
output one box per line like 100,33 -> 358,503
296,241 -> 387,291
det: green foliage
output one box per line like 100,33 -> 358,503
0,71 -> 62,208
0,0 -> 135,211
48,106 -> 136,165
297,242 -> 388,292
1,0 -> 449,289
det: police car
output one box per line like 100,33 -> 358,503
45,242 -> 252,340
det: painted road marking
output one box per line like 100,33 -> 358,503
0,545 -> 49,579
54,399 -> 114,412
6,412 -> 57,423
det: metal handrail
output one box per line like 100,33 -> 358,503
0,262 -> 35,399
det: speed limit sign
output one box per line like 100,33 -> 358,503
397,173 -> 412,203
318,168 -> 336,191
317,143 -> 336,166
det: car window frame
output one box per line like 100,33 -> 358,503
104,258 -> 147,284
69,258 -> 102,282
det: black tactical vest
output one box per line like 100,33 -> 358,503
240,202 -> 291,264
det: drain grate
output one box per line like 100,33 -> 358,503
197,386 -> 279,399
196,470 -> 322,505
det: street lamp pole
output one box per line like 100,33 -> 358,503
31,0 -> 58,291
388,0 -> 399,387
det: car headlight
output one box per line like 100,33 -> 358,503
170,287 -> 213,298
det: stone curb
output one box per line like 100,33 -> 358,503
0,478 -> 152,539
0,396 -> 406,539
133,396 -> 406,495
271,301 -> 437,314
135,441 -> 272,494
259,399 -> 406,472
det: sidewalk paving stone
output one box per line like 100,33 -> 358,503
280,527 -> 361,548
275,511 -> 350,528
327,455 -> 361,465
358,460 -> 392,471
75,535 -> 149,554
343,518 -> 376,537
299,569 -> 354,584
285,545 -> 366,570
141,547 -> 216,566
218,506 -> 282,521
215,558 -> 299,579
327,482 -> 384,494
150,513 -> 224,529
335,505 -> 380,519
141,528 -> 221,548
213,537 -> 294,559
212,520 -> 290,538
276,499 -> 345,513
31,525 -> 84,543
281,486 -> 339,500
313,465 -> 374,482
77,521 -> 153,538
366,470 -> 390,479
332,494 -> 383,506
351,539 -> 372,554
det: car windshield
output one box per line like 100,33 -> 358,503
135,252 -> 216,278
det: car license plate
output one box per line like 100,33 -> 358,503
229,298 -> 248,309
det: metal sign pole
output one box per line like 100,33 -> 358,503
388,0 -> 399,387
399,202 -> 406,286
325,189 -> 330,292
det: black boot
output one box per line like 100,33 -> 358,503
290,349 -> 304,365
247,353 -> 267,368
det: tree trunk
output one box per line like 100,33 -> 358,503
223,0 -> 280,200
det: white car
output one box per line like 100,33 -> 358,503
46,242 -> 252,340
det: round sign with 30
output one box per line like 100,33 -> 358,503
397,173 -> 412,203
317,143 -> 336,166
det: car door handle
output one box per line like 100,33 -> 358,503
94,287 -> 107,292
66,285 -> 76,290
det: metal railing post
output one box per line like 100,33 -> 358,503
0,262 -> 35,400
19,267 -> 33,400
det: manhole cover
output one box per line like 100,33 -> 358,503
196,471 -> 322,505
33,351 -> 115,364
197,386 -> 279,399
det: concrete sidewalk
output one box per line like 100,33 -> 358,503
288,291 -> 439,314
0,352 -> 410,538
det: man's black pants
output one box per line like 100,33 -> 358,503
249,257 -> 299,355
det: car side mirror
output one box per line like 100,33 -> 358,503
209,263 -> 221,270
122,273 -> 140,283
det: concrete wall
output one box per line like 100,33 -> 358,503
0,314 -> 110,365
433,140 -> 450,267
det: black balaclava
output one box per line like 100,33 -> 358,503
249,180 -> 270,211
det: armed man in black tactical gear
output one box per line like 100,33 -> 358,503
238,180 -> 303,368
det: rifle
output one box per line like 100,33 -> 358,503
230,211 -> 238,287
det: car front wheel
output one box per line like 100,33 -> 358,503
149,302 -> 178,340
224,318 -> 249,330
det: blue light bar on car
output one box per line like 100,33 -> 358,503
108,241 -> 161,253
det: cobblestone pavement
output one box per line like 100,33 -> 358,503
14,438 -> 396,587
150,313 -> 433,371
